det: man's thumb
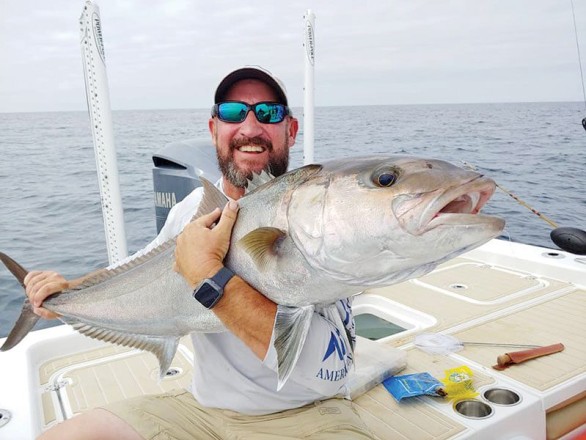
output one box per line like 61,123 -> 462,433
216,201 -> 239,233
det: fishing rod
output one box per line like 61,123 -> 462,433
462,162 -> 586,255
570,0 -> 586,131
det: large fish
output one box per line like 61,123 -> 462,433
0,156 -> 504,388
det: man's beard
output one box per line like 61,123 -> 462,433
217,136 -> 289,188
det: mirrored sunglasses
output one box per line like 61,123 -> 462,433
211,101 -> 290,124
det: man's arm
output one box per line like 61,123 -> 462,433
174,201 -> 277,359
175,202 -> 355,395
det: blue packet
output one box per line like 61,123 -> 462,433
382,372 -> 445,402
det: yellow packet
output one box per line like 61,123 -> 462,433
440,366 -> 478,401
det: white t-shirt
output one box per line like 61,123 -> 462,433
127,180 -> 356,415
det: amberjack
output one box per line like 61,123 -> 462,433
1,156 -> 504,388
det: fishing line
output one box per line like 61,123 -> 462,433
570,0 -> 586,130
461,161 -> 586,254
461,162 -> 558,228
492,182 -> 558,228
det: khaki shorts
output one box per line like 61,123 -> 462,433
103,389 -> 374,440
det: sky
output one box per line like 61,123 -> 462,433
1,0 -> 586,112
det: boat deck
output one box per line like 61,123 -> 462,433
2,241 -> 585,439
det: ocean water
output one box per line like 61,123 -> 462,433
0,102 -> 585,337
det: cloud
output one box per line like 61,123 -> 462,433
1,0 -> 585,112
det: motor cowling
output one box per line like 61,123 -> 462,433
152,140 -> 220,233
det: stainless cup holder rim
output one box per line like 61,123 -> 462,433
453,399 -> 494,419
482,387 -> 523,406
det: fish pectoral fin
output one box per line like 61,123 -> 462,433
273,304 -> 314,390
70,322 -> 180,379
0,299 -> 39,351
238,227 -> 287,270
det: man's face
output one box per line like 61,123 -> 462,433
209,79 -> 298,188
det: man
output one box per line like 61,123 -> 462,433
26,66 -> 373,439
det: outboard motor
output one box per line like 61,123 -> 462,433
152,139 -> 221,233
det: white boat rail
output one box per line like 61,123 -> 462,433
79,0 -> 128,265
303,9 -> 316,165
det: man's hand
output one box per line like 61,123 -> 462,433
24,271 -> 68,319
175,200 -> 276,358
174,200 -> 239,287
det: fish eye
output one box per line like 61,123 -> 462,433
376,172 -> 398,187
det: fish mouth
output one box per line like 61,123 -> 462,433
423,176 -> 498,232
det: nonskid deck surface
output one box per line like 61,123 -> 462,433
369,258 -> 573,348
452,288 -> 585,391
35,257 -> 584,438
368,258 -> 585,391
353,348 -> 496,440
39,338 -> 194,427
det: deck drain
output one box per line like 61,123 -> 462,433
541,252 -> 565,259
165,367 -> 182,377
449,283 -> 468,290
0,409 -> 11,428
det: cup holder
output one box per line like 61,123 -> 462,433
482,388 -> 522,406
454,399 -> 494,419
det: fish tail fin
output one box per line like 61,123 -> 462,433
0,251 -> 28,287
0,298 -> 39,351
0,252 -> 39,351
274,304 -> 314,390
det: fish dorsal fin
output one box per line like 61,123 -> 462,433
245,170 -> 275,194
68,320 -> 179,378
237,227 -> 287,270
191,176 -> 229,222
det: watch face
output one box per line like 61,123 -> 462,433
194,279 -> 222,309
193,267 -> 234,309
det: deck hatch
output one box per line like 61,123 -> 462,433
355,313 -> 407,340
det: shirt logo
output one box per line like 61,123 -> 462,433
340,298 -> 352,325
322,329 -> 347,362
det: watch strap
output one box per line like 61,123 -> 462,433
192,267 -> 235,309
212,266 -> 235,289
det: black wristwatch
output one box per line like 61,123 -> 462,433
192,267 -> 235,309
